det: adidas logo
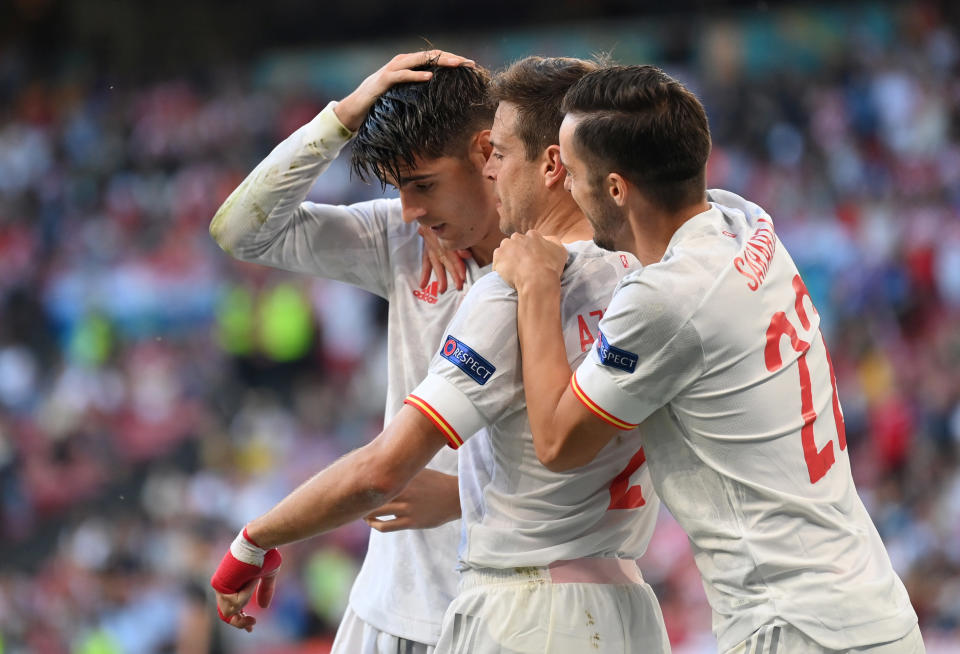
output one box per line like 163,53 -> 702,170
413,281 -> 439,304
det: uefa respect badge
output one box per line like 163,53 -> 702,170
596,331 -> 638,373
441,335 -> 495,385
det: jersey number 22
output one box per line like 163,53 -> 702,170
765,275 -> 847,484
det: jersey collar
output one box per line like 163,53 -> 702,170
664,205 -> 724,255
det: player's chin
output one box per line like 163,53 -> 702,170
438,232 -> 466,251
497,217 -> 518,237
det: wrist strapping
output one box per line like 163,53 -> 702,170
211,527 -> 281,595
230,528 -> 268,567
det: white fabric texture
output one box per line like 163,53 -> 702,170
211,101 -> 491,644
411,242 -> 660,569
572,189 -> 918,651
434,563 -> 670,654
723,622 -> 926,654
228,529 -> 266,567
331,606 -> 435,654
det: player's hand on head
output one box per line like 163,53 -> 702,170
210,528 -> 282,632
418,225 -> 470,293
335,50 -> 476,132
364,469 -> 461,532
493,230 -> 568,293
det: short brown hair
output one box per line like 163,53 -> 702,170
561,65 -> 711,211
490,56 -> 600,160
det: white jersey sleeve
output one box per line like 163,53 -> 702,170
209,102 -> 396,298
572,269 -> 705,430
405,272 -> 521,448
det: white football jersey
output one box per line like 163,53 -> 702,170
571,189 -> 917,651
407,241 -> 659,568
212,102 -> 488,644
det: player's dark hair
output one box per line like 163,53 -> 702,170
490,56 -> 600,160
561,65 -> 711,212
351,63 -> 495,186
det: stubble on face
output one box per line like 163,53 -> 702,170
588,192 -> 623,251
560,118 -> 624,252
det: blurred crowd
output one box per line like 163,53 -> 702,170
1,3 -> 960,653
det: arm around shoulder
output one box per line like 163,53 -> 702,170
531,383 -> 624,472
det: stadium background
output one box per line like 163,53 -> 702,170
1,0 -> 959,651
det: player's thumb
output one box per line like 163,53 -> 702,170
256,573 -> 277,609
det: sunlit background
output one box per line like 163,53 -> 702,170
1,1 -> 959,652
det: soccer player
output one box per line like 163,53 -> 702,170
211,56 -> 671,654
209,51 -> 502,653
414,55 -> 669,653
493,65 -> 925,653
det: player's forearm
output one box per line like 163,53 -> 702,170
209,104 -> 353,257
245,443 -> 405,549
245,407 -> 446,548
515,280 -> 576,464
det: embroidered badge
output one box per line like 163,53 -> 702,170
441,335 -> 495,385
596,331 -> 638,373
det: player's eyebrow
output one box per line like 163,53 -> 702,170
396,173 -> 436,187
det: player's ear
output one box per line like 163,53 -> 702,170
471,129 -> 493,165
543,145 -> 565,189
607,173 -> 629,207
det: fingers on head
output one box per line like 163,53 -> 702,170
423,50 -> 474,67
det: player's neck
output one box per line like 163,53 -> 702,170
468,221 -> 507,267
623,198 -> 711,266
533,198 -> 592,244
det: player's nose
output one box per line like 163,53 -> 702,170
482,156 -> 497,181
399,193 -> 427,223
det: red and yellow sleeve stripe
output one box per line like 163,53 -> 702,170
570,372 -> 638,431
404,394 -> 464,449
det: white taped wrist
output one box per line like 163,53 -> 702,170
229,528 -> 268,567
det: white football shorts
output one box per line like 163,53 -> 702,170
435,558 -> 670,654
724,622 -> 925,654
331,605 -> 435,654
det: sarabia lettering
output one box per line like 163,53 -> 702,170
441,335 -> 496,385
734,217 -> 777,291
596,331 -> 638,373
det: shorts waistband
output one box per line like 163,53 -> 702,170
459,558 -> 644,591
